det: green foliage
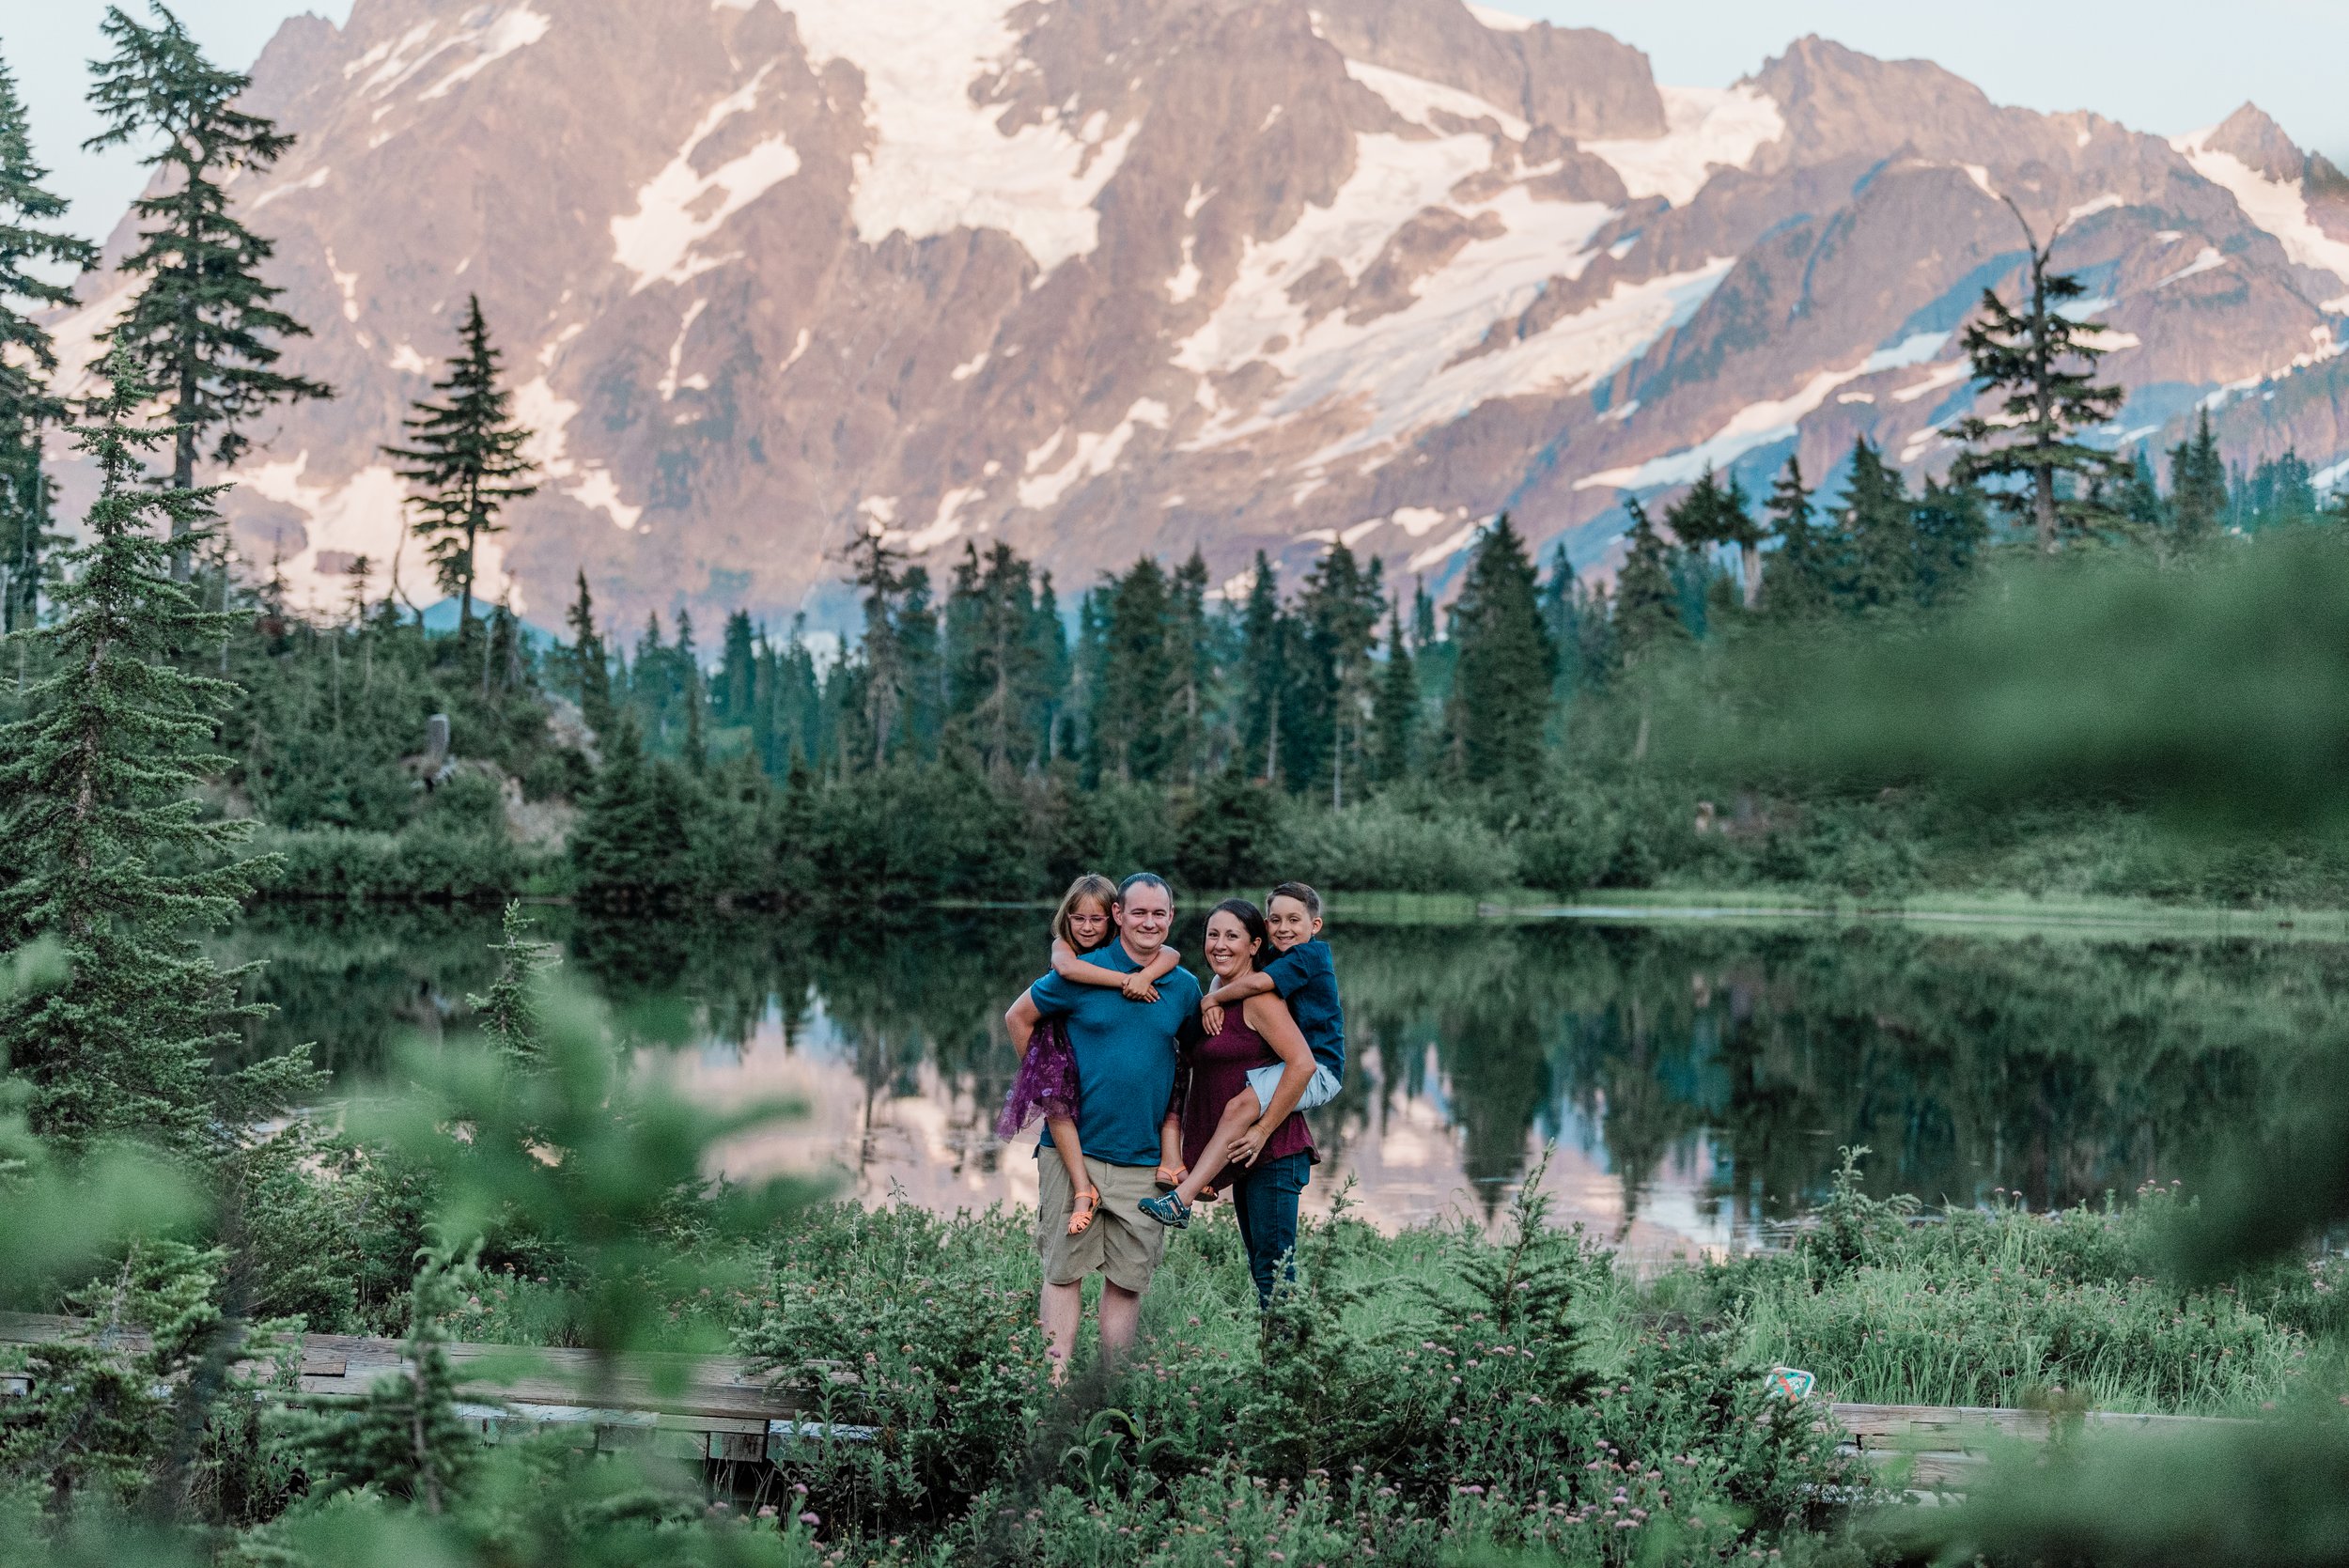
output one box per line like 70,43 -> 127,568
1443,514 -> 1557,786
280,1244 -> 480,1513
740,1202 -> 1053,1531
84,1 -> 331,513
1949,223 -> 2129,551
1282,793 -> 1517,893
0,53 -> 96,635
467,901 -> 558,1061
354,983 -> 822,1361
381,297 -> 537,636
0,353 -> 318,1151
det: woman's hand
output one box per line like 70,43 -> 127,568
1224,1121 -> 1271,1169
1121,972 -> 1160,1002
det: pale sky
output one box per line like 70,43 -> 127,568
6,1 -> 2344,244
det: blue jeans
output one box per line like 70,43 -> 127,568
1228,1151 -> 1311,1307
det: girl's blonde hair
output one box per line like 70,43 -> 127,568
1052,873 -> 1120,952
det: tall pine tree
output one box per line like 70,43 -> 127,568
382,296 -> 537,638
563,570 -> 613,734
1664,465 -> 1767,610
1442,513 -> 1555,786
2168,409 -> 2227,545
1238,552 -> 1286,784
1949,201 -> 2128,551
1297,544 -> 1384,807
1369,605 -> 1418,784
1839,439 -> 1917,612
0,350 -> 317,1151
1758,457 -> 1835,623
844,528 -> 909,768
85,3 -> 332,577
1612,500 -> 1688,665
0,57 -> 97,634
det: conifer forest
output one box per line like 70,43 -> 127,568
8,7 -> 2349,1567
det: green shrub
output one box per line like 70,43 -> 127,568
1283,797 -> 1517,893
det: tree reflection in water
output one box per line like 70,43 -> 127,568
220,906 -> 2336,1245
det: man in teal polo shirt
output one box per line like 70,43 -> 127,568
1003,873 -> 1200,1375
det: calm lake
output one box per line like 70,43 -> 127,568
220,905 -> 2342,1261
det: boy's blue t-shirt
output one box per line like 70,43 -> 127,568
1027,942 -> 1202,1168
1263,938 -> 1345,1081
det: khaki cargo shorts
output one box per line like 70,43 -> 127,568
1037,1153 -> 1168,1295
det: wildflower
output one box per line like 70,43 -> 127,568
799,1513 -> 820,1526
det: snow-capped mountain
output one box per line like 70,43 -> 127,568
46,0 -> 2349,624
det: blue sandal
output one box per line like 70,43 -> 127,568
1138,1189 -> 1191,1228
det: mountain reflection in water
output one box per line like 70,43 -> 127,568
220,905 -> 2339,1261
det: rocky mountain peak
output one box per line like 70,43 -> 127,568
2201,102 -> 2306,185
40,0 -> 2349,629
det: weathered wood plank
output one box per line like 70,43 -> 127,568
0,1312 -> 801,1429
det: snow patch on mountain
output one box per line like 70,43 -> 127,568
786,0 -> 1137,274
419,6 -> 551,101
2154,246 -> 2228,289
1579,332 -> 1954,492
1017,399 -> 1172,513
2173,126 -> 2349,290
517,372 -> 641,532
1345,59 -> 1527,139
1174,130 -> 1499,388
350,7 -> 548,105
1465,3 -> 1534,30
239,456 -> 413,613
611,68 -> 800,291
1583,85 -> 1782,208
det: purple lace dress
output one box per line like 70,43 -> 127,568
997,1017 -> 1080,1139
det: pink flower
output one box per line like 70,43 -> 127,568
799,1512 -> 819,1526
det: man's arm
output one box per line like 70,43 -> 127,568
1005,989 -> 1043,1058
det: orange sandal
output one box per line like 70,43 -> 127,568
1066,1187 -> 1102,1235
1155,1164 -> 1189,1189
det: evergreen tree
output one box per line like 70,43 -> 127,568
1238,552 -> 1285,784
1167,550 -> 1215,783
715,610 -> 756,729
1031,570 -> 1070,764
895,564 -> 940,759
844,529 -> 908,768
85,3 -> 332,576
285,1246 -> 480,1513
1611,500 -> 1688,666
0,351 -> 317,1150
1949,205 -> 2128,551
1369,605 -> 1419,784
1758,458 -> 1835,623
381,297 -> 537,637
2169,409 -> 2227,545
1839,439 -> 1917,612
1094,556 -> 1174,783
563,571 -> 613,734
1410,575 -> 1437,651
947,542 -> 1046,772
2120,448 -> 2166,536
568,711 -> 695,908
1664,466 -> 1767,610
468,901 -> 558,1062
1297,543 -> 1384,807
0,56 -> 97,634
1912,476 -> 1989,607
1442,513 -> 1556,786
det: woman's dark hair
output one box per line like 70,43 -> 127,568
1206,897 -> 1269,970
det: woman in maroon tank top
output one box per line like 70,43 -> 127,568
1156,899 -> 1318,1304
